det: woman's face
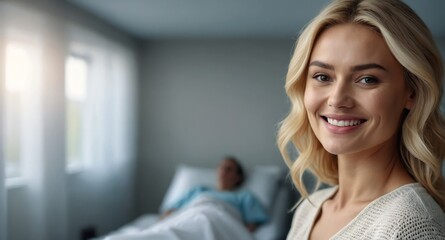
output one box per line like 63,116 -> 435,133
304,23 -> 413,157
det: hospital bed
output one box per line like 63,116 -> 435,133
95,164 -> 293,240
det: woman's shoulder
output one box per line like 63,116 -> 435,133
355,183 -> 445,238
385,183 -> 444,224
376,183 -> 444,218
287,186 -> 338,239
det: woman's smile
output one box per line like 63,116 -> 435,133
321,115 -> 366,127
320,115 -> 367,134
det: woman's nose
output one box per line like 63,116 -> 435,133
327,81 -> 354,109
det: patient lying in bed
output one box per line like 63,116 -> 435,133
96,158 -> 293,240
161,157 -> 269,232
103,157 -> 269,240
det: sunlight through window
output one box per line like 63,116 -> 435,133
65,56 -> 87,101
4,43 -> 34,178
5,44 -> 32,93
65,55 -> 88,172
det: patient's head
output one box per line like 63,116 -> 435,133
217,156 -> 245,190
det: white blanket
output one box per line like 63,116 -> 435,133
104,196 -> 254,240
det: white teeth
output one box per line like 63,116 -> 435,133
327,118 -> 362,127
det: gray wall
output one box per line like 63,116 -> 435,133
136,39 -> 294,213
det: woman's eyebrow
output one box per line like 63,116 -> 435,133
308,61 -> 387,72
308,61 -> 334,70
351,63 -> 387,72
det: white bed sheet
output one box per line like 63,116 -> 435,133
102,196 -> 254,240
97,181 -> 291,240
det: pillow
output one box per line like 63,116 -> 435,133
159,164 -> 284,212
160,164 -> 217,212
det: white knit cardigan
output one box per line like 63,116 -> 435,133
287,183 -> 445,240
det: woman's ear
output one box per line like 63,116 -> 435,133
405,91 -> 415,110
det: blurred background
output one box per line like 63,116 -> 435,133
0,0 -> 444,239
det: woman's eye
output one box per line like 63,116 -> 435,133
313,74 -> 329,82
358,76 -> 378,85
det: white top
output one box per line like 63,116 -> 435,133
287,183 -> 445,240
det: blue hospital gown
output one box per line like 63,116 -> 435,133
165,186 -> 269,225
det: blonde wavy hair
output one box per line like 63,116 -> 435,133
277,0 -> 445,210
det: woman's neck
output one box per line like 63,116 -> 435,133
334,145 -> 414,208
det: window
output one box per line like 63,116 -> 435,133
4,42 -> 36,179
65,55 -> 88,172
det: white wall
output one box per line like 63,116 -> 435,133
136,39 -> 293,213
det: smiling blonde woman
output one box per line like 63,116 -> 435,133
277,0 -> 445,239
